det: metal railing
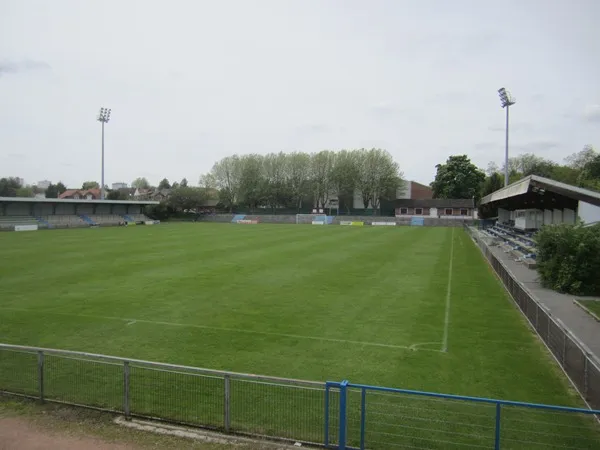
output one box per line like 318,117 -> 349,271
0,344 -> 328,445
1,343 -> 599,449
329,381 -> 600,449
465,225 -> 600,413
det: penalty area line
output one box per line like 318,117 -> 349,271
0,307 -> 443,353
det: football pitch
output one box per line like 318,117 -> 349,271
0,223 -> 580,403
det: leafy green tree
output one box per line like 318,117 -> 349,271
106,190 -> 121,200
310,150 -> 336,209
167,187 -> 209,212
286,152 -> 311,212
481,172 -> 504,198
210,155 -> 242,212
132,177 -> 150,189
262,152 -> 293,211
238,154 -> 265,211
180,178 -> 188,187
356,148 -> 403,214
145,202 -> 174,220
0,177 -> 23,197
106,189 -> 131,200
565,145 -> 597,171
82,181 -> 99,190
45,182 -> 63,198
536,224 -> 600,295
158,178 -> 171,190
431,155 -> 485,200
16,186 -> 34,197
331,150 -> 360,213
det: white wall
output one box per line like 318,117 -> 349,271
563,208 -> 576,225
498,208 -> 510,223
578,201 -> 600,224
553,209 -> 563,224
544,209 -> 553,225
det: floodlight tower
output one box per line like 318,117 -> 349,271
97,107 -> 112,200
497,88 -> 516,187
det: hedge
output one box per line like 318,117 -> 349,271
535,223 -> 600,295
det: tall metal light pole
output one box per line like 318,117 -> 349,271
97,107 -> 111,200
497,88 -> 516,187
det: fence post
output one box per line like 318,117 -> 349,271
360,387 -> 366,450
123,361 -> 130,419
37,350 -> 44,403
324,383 -> 330,447
494,402 -> 501,450
339,380 -> 348,450
224,375 -> 231,433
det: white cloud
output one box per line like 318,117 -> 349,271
0,0 -> 599,187
583,105 -> 600,123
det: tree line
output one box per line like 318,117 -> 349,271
0,178 -> 67,198
4,145 -> 598,215
429,145 -> 600,203
198,148 -> 403,214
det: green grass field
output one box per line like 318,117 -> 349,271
1,223 -> 598,448
578,299 -> 600,318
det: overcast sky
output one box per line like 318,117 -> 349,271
1,0 -> 599,188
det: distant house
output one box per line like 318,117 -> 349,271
322,180 -> 432,210
37,180 -> 51,190
133,188 -> 171,201
396,181 -> 433,200
59,189 -> 102,200
153,189 -> 171,202
112,182 -> 128,190
133,188 -> 153,200
395,198 -> 476,218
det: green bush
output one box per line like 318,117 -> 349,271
535,224 -> 600,295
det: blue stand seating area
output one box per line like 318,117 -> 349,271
481,222 -> 537,263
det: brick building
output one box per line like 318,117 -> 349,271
395,198 -> 476,218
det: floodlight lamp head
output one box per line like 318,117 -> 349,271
97,107 -> 112,123
497,87 -> 516,108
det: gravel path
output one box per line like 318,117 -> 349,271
0,417 -> 139,450
489,245 -> 600,359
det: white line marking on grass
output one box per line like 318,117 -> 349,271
0,307 -> 443,353
126,320 -> 137,326
441,227 -> 455,353
409,342 -> 442,351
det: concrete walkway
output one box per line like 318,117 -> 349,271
489,245 -> 600,360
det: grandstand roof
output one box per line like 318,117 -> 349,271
480,175 -> 600,208
0,196 -> 158,205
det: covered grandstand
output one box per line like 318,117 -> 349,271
0,197 -> 159,230
478,175 -> 600,268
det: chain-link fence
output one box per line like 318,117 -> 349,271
331,381 -> 600,450
0,344 -> 328,446
466,225 -> 600,412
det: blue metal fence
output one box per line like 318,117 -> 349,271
326,381 -> 600,449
